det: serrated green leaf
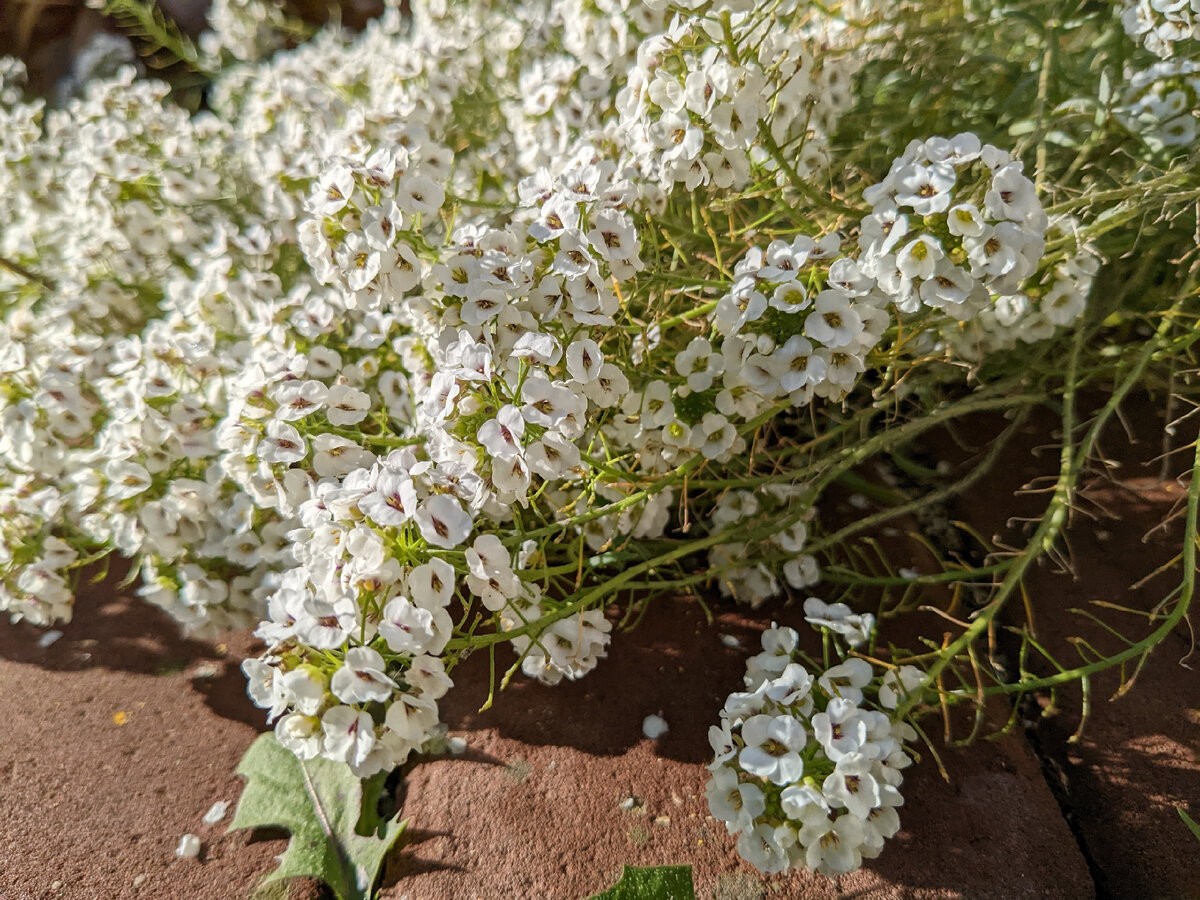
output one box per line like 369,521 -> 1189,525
230,733 -> 405,900
591,865 -> 695,900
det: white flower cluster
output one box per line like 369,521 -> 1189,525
861,134 -> 1049,316
0,66 -> 266,632
709,231 -> 889,410
616,5 -> 859,190
707,489 -> 820,607
1116,59 -> 1200,152
854,134 -> 1097,358
0,1 -> 1097,781
942,214 -> 1100,360
1121,0 -> 1200,58
200,0 -> 293,63
0,0 -> 538,634
235,143 -> 656,771
496,0 -> 665,173
706,623 -> 923,876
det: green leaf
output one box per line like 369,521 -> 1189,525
229,733 -> 406,900
591,865 -> 695,900
1178,807 -> 1200,844
97,0 -> 214,74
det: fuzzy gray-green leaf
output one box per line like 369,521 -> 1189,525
592,865 -> 696,900
230,733 -> 405,900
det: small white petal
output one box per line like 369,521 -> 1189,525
642,714 -> 669,740
175,834 -> 201,859
202,801 -> 229,826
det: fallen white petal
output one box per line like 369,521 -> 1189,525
642,714 -> 669,740
202,801 -> 229,825
175,834 -> 201,859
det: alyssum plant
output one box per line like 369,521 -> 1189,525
0,0 -> 1196,887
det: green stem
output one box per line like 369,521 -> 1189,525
0,255 -> 53,291
456,387 -> 1042,653
900,298 -> 1186,716
758,131 -> 865,218
985,433 -> 1197,696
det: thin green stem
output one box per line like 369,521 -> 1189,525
900,298 -> 1187,716
984,434 -> 1197,696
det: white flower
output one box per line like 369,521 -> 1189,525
878,665 -> 926,709
803,597 -> 875,647
243,658 -> 288,721
674,337 -> 723,392
311,435 -> 374,478
380,242 -> 423,294
860,208 -> 909,257
822,753 -> 882,819
383,692 -> 439,745
360,469 -> 416,527
275,713 -> 323,760
893,161 -> 955,214
274,380 -> 329,421
777,336 -> 827,396
947,203 -> 986,237
406,558 -> 456,609
804,291 -> 864,348
414,495 -> 472,549
525,433 -> 582,480
406,654 -> 453,700
338,234 -> 381,292
321,705 -> 376,767
281,667 -> 327,716
313,165 -> 354,216
738,713 -> 807,785
378,597 -> 436,654
895,235 -> 945,281
918,263 -> 976,310
294,597 -> 355,651
800,813 -> 865,876
105,460 -> 152,500
661,419 -> 693,449
709,722 -> 738,768
780,782 -> 830,820
583,363 -> 630,408
397,173 -> 445,217
811,697 -> 870,761
529,194 -> 576,243
763,663 -> 815,712
361,202 -> 402,251
985,165 -> 1043,227
696,412 -> 738,460
736,822 -> 792,875
478,405 -> 526,460
861,804 -> 902,859
818,658 -> 874,703
326,385 -> 372,427
330,646 -> 397,704
259,420 -> 306,465
707,764 -> 766,834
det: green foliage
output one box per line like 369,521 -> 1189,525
1178,807 -> 1200,844
230,733 -> 406,900
96,0 -> 214,74
591,865 -> 696,900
